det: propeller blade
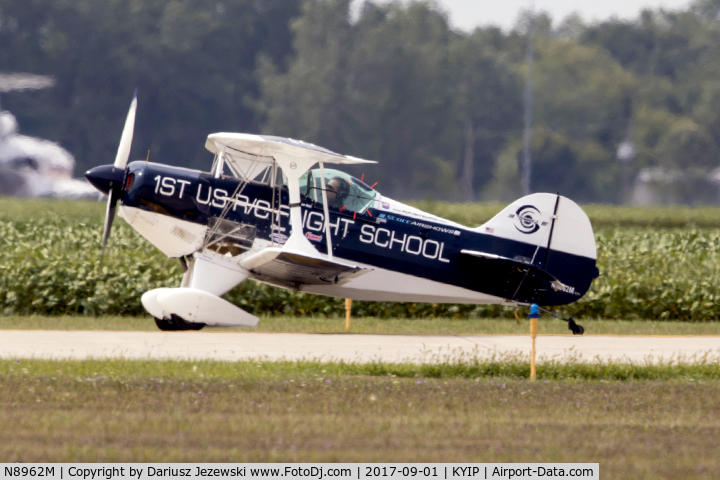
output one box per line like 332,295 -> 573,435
101,189 -> 118,257
113,88 -> 137,170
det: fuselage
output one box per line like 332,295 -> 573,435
108,161 -> 596,307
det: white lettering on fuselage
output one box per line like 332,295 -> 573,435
212,188 -> 228,208
360,224 -> 450,263
306,211 -> 324,232
255,199 -> 271,219
301,210 -> 353,238
154,175 -> 191,199
149,174 -> 453,264
152,175 -> 290,222
410,221 -> 460,235
196,183 -> 211,204
154,175 -> 176,196
177,179 -> 191,198
232,194 -> 289,221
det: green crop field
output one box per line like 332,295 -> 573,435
2,198 -> 720,321
412,200 -> 720,230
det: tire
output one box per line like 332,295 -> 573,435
154,315 -> 205,331
174,314 -> 205,330
154,317 -> 181,331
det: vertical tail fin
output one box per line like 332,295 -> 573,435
476,193 -> 597,305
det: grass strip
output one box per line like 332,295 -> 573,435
4,315 -> 720,335
2,357 -> 719,381
2,358 -> 720,475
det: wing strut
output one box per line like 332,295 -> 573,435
318,161 -> 334,259
201,143 -> 268,249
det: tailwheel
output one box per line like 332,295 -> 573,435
536,306 -> 585,335
154,314 -> 205,331
567,316 -> 584,335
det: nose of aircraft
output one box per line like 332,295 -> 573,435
85,164 -> 125,195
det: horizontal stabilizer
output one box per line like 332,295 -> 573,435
240,247 -> 371,286
460,249 -> 565,286
144,287 -> 259,327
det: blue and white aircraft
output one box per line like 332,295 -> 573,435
85,93 -> 598,333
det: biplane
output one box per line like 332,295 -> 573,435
85,92 -> 598,332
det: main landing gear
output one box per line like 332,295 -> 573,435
154,314 -> 205,331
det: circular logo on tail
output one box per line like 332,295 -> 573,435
514,205 -> 541,234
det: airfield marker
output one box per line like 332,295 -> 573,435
529,304 -> 540,380
345,298 -> 352,331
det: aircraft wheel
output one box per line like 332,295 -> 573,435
169,314 -> 205,331
567,317 -> 585,336
154,317 -> 181,331
154,315 -> 205,331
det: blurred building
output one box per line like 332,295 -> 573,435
631,167 -> 720,205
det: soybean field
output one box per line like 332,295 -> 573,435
2,198 -> 720,321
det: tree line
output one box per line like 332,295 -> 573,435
2,0 -> 720,203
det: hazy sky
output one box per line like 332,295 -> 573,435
353,0 -> 696,31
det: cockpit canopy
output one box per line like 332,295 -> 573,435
300,168 -> 378,214
208,143 -> 378,214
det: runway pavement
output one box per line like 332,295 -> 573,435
1,330 -> 719,364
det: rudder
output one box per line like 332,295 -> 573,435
476,193 -> 597,305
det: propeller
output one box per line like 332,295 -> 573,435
90,89 -> 137,257
114,88 -> 138,171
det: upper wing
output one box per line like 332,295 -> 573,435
206,133 -> 376,169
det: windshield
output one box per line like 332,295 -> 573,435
300,168 -> 378,214
215,148 -> 287,186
